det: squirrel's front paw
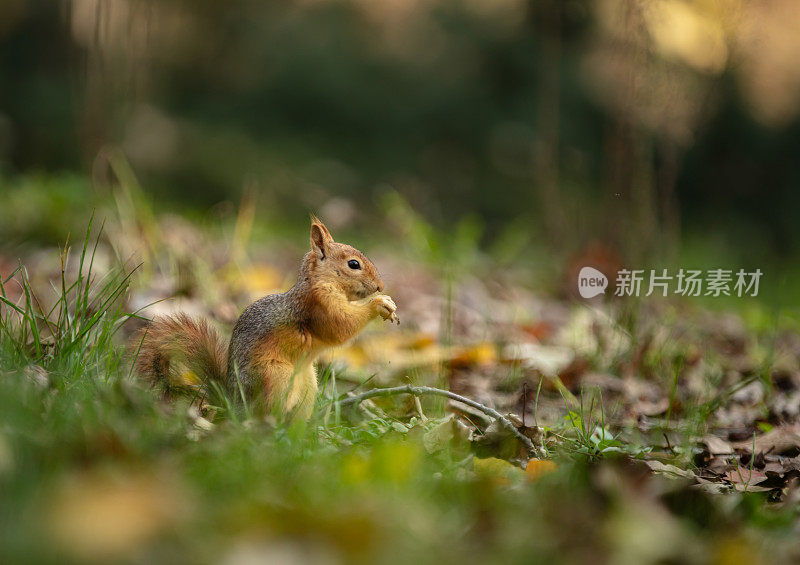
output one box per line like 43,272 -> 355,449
372,294 -> 399,324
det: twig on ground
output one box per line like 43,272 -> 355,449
338,384 -> 545,457
450,403 -> 493,428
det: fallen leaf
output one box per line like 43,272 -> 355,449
520,321 -> 553,341
645,460 -> 696,481
726,468 -> 769,491
237,264 -> 285,297
712,537 -> 765,565
24,364 -> 49,388
501,343 -> 574,375
524,460 -> 557,481
451,342 -> 497,369
473,457 -> 525,485
422,415 -> 472,454
732,425 -> 800,456
472,419 -> 521,461
322,333 -> 451,373
703,435 -> 733,456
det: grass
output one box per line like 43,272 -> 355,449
1,203 -> 800,563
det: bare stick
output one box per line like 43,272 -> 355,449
337,385 -> 544,457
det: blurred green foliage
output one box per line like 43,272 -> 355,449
0,174 -> 95,246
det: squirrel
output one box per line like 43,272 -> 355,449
133,216 -> 398,420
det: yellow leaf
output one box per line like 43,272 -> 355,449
524,460 -> 557,481
409,334 -> 437,349
713,537 -> 764,565
238,264 -> 285,296
374,441 -> 421,484
473,457 -> 525,485
451,342 -> 497,368
322,333 -> 450,372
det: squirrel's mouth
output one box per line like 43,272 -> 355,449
353,283 -> 380,301
354,289 -> 372,300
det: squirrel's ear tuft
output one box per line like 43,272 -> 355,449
310,216 -> 334,259
310,214 -> 333,238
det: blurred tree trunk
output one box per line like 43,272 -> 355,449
602,0 -> 660,266
72,0 -> 150,168
533,0 -> 566,250
657,140 -> 682,264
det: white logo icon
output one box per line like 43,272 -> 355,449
578,266 -> 608,298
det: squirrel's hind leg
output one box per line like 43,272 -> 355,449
254,358 -> 317,421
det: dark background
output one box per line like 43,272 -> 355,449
2,0 -> 799,265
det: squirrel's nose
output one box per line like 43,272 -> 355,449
377,281 -> 384,293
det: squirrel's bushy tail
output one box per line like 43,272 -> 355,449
133,313 -> 227,396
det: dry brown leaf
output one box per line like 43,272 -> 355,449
703,435 -> 734,456
520,321 -> 553,341
501,343 -> 574,375
422,416 -> 472,454
732,425 -> 800,456
645,460 -> 696,481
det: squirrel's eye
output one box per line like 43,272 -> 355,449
347,259 -> 361,270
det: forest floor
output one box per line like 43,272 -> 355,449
1,176 -> 800,564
